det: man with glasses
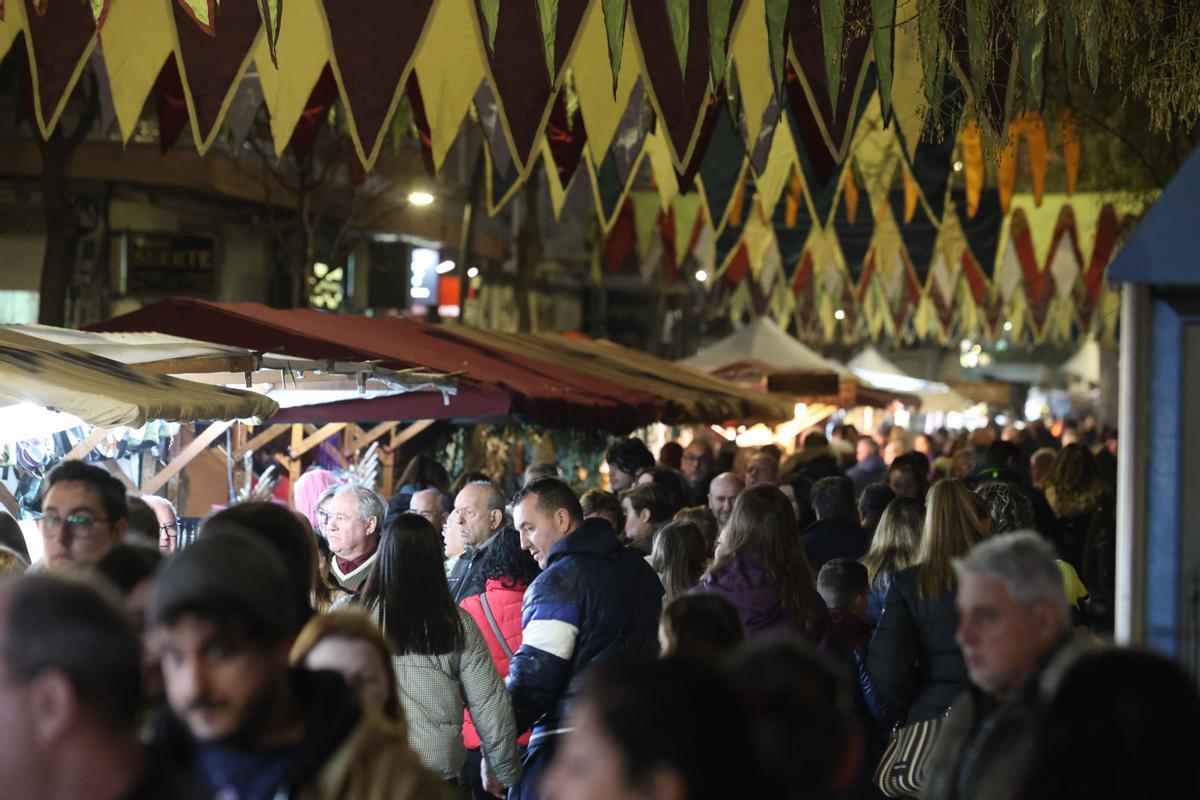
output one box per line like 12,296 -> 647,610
681,439 -> 716,505
37,460 -> 127,571
324,484 -> 386,593
143,495 -> 179,554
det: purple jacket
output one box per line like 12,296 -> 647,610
696,550 -> 832,647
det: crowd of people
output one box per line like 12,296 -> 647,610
0,415 -> 1197,800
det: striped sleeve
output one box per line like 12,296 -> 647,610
506,590 -> 581,731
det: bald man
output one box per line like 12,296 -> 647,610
708,472 -> 745,528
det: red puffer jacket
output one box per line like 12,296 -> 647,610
460,578 -> 531,749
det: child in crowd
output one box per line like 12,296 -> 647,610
659,593 -> 745,661
817,559 -> 888,800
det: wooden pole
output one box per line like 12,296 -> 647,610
142,420 -> 235,495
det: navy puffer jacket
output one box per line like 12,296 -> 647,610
866,565 -> 966,724
505,517 -> 664,743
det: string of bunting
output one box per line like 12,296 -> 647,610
0,0 -> 1136,346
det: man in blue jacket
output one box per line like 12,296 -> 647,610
499,478 -> 664,799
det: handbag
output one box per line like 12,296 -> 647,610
873,715 -> 944,797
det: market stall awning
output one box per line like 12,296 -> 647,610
0,326 -> 277,428
435,325 -> 794,424
90,299 -> 664,427
9,324 -> 462,420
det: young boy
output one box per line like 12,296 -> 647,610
817,558 -> 884,722
818,558 -> 889,800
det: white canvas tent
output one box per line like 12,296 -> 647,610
848,346 -> 974,414
847,347 -> 948,394
682,317 -> 848,376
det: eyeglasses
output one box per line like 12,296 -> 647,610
320,511 -> 356,527
159,522 -> 179,534
316,508 -> 331,529
38,512 -> 109,540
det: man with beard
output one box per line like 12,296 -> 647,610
149,525 -> 447,799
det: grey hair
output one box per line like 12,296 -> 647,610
467,480 -> 505,513
142,494 -> 177,517
315,483 -> 341,512
954,530 -> 1069,629
333,484 -> 386,528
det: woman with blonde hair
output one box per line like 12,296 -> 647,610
291,609 -> 406,728
859,496 -> 924,625
867,479 -> 989,726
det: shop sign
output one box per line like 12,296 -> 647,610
124,233 -> 215,295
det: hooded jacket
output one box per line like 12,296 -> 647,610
505,517 -> 664,744
152,668 -> 450,800
695,549 -> 831,645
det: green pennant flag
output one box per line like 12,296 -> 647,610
1018,0 -> 1046,107
765,0 -> 789,101
536,0 -> 558,80
871,0 -> 895,122
601,0 -> 628,94
479,0 -> 500,52
666,0 -> 691,77
1062,6 -> 1078,85
965,0 -> 991,127
708,0 -> 736,87
256,0 -> 282,67
819,0 -> 844,111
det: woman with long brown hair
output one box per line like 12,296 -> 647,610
867,479 -> 990,725
650,520 -> 708,602
693,483 -> 827,643
1043,443 -> 1115,632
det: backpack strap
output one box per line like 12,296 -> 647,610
479,592 -> 515,659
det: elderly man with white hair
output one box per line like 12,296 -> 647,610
921,531 -> 1072,800
323,484 -> 387,593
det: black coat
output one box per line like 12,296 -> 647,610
800,517 -> 870,573
1056,501 -> 1116,633
867,566 -> 966,724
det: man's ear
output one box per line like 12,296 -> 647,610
554,507 -> 572,534
30,670 -> 77,745
639,508 -> 652,523
489,509 -> 504,531
365,515 -> 379,536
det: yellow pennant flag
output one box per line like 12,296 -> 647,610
415,0 -> 488,172
254,0 -> 330,157
574,0 -> 639,169
102,0 -> 173,143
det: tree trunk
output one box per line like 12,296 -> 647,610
514,174 -> 542,333
38,131 -> 81,326
457,144 -> 485,316
36,75 -> 98,326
